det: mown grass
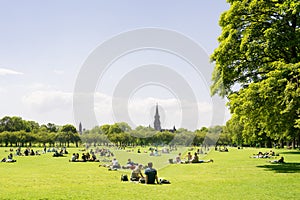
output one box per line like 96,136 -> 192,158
0,146 -> 299,200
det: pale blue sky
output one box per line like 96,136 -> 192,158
0,0 -> 230,130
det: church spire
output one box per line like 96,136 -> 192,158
79,122 -> 82,135
154,103 -> 161,131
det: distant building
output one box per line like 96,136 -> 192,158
153,103 -> 176,133
79,122 -> 82,135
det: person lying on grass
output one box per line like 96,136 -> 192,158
268,157 -> 285,164
250,150 -> 275,159
1,153 -> 16,163
100,158 -> 120,170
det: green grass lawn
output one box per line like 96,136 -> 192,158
0,146 -> 299,200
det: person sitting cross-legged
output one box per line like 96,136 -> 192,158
130,164 -> 144,182
190,152 -> 213,163
144,162 -> 159,184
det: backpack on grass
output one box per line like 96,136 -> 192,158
159,178 -> 171,184
121,174 -> 128,181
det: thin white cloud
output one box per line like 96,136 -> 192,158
93,92 -> 214,130
0,68 -> 23,75
22,90 -> 72,113
20,90 -> 219,130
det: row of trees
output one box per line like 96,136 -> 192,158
80,123 -> 223,147
0,116 -> 225,147
0,116 -> 81,147
211,0 -> 300,148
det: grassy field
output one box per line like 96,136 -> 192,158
0,146 -> 299,200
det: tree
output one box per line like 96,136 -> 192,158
0,131 -> 11,147
60,124 -> 77,134
211,0 -> 300,96
228,63 -> 300,147
100,124 -> 111,135
0,116 -> 27,132
211,0 -> 300,147
225,115 -> 244,146
59,124 -> 80,147
41,123 -> 58,133
153,131 -> 175,145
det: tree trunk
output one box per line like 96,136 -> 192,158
292,137 -> 296,149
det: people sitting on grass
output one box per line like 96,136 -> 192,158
190,152 -> 200,163
175,153 -> 184,164
149,148 -> 160,156
24,148 -> 29,156
184,152 -> 213,164
53,150 -> 64,157
6,153 -> 16,162
90,152 -> 98,161
185,152 -> 193,163
144,162 -> 159,184
69,152 -> 99,162
70,153 -> 77,162
30,149 -> 35,156
111,158 -> 121,169
269,156 -> 285,164
86,153 -> 91,160
219,147 -> 229,152
16,147 -> 22,156
130,164 -> 144,182
81,153 -> 87,162
124,158 -> 137,169
99,158 -> 120,169
1,153 -> 17,163
99,148 -> 114,157
251,150 -> 276,159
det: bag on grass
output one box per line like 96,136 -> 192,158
121,174 -> 128,181
159,178 -> 171,184
139,177 -> 145,183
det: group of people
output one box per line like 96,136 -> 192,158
15,147 -> 41,156
100,158 -> 135,170
250,150 -> 285,163
69,152 -> 99,162
250,150 -> 276,159
97,148 -> 114,157
172,152 -> 213,164
99,157 -> 160,184
130,162 -> 160,184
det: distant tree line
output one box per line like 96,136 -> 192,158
0,116 -> 225,147
81,122 -> 225,147
0,116 -> 80,147
1,115 -> 297,148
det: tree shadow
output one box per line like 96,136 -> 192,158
257,163 -> 300,173
279,151 -> 300,155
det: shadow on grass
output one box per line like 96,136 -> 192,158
279,151 -> 300,155
257,163 -> 300,173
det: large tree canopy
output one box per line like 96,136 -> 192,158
212,0 -> 300,147
211,0 -> 300,96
